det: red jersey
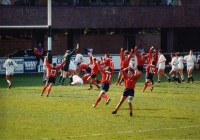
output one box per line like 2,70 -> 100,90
146,64 -> 156,74
120,50 -> 133,69
97,62 -> 113,84
82,73 -> 90,84
46,59 -> 65,78
121,69 -> 140,89
104,57 -> 112,67
134,47 -> 146,66
89,55 -> 99,75
78,63 -> 89,74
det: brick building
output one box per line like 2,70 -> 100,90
0,0 -> 200,56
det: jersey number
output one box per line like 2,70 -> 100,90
106,74 -> 111,81
149,67 -> 155,74
50,69 -> 56,76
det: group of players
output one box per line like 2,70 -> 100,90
2,44 -> 198,116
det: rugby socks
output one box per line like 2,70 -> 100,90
103,94 -> 109,100
94,97 -> 101,106
61,78 -> 66,85
42,86 -> 47,94
69,76 -> 73,84
47,87 -> 51,94
58,76 -> 63,84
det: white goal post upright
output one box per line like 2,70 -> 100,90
0,0 -> 52,62
47,0 -> 52,63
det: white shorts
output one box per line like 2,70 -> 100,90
171,66 -> 178,72
187,65 -> 194,70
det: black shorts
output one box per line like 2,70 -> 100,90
90,73 -> 97,78
101,82 -> 110,92
122,88 -> 134,97
137,66 -> 144,71
86,67 -> 91,73
47,77 -> 56,84
63,66 -> 69,71
146,73 -> 154,80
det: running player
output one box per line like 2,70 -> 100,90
184,50 -> 197,83
157,50 -> 171,83
41,56 -> 65,97
92,60 -> 114,108
142,60 -> 156,92
112,67 -> 140,116
3,55 -> 17,89
177,53 -> 184,82
169,53 -> 181,83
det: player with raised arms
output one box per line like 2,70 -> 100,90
92,59 -> 114,108
112,67 -> 140,116
40,56 -> 65,97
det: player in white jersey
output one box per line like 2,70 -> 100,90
176,53 -> 184,82
43,56 -> 47,83
68,60 -> 77,84
169,53 -> 181,83
3,55 -> 18,88
157,50 -> 171,83
74,51 -> 84,69
70,74 -> 83,85
184,50 -> 197,83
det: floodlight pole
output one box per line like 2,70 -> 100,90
47,0 -> 52,63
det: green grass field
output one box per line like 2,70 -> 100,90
0,71 -> 200,140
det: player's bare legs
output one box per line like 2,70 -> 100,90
41,82 -> 50,96
6,75 -> 12,89
46,83 -> 54,97
112,96 -> 127,114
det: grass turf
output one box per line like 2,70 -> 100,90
0,71 -> 200,139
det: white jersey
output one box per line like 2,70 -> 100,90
71,75 -> 83,85
184,55 -> 196,66
69,61 -> 76,71
158,54 -> 166,69
75,54 -> 84,65
171,57 -> 179,71
3,59 -> 17,75
178,56 -> 184,69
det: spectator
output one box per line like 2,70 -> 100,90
34,43 -> 44,68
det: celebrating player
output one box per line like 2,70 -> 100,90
41,56 -> 65,97
177,53 -> 185,82
112,67 -> 140,116
58,44 -> 79,85
3,55 -> 18,89
92,60 -> 114,108
116,48 -> 133,86
87,53 -> 100,90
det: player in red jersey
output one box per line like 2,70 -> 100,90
134,46 -> 148,76
101,54 -> 112,68
92,60 -> 114,108
142,60 -> 157,92
77,63 -> 91,76
40,56 -> 65,97
116,48 -> 133,85
87,53 -> 100,90
112,67 -> 140,116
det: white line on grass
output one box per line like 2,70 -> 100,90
67,125 -> 200,138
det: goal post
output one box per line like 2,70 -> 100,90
0,0 -> 53,63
